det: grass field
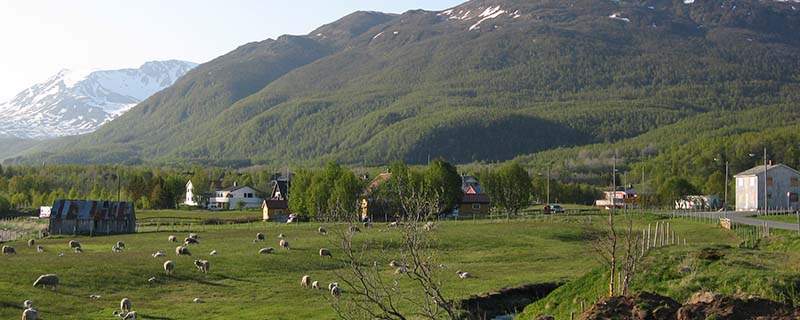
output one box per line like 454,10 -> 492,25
752,213 -> 800,225
0,215 -> 608,319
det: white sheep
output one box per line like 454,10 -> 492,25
279,239 -> 289,250
23,300 -> 33,308
120,297 -> 131,313
189,233 -> 199,240
256,232 -> 265,241
2,245 -> 16,254
168,235 -> 177,242
32,274 -> 58,289
456,270 -> 472,279
68,240 -> 81,249
259,247 -> 274,254
122,311 -> 138,320
152,251 -> 166,258
423,221 -> 435,231
319,248 -> 332,258
331,285 -> 342,298
175,246 -> 191,256
301,275 -> 311,287
116,241 -> 126,249
209,250 -> 218,255
112,245 -> 123,252
164,260 -> 174,275
387,221 -> 399,228
389,260 -> 399,267
318,227 -> 327,235
193,259 -> 210,274
184,237 -> 199,245
311,281 -> 320,289
88,294 -> 102,300
27,239 -> 35,247
328,282 -> 339,291
277,233 -> 286,238
193,298 -> 203,303
36,246 -> 45,253
148,277 -> 157,284
21,307 -> 40,320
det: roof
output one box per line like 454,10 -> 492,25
50,200 -> 135,221
734,164 -> 800,177
271,179 -> 290,200
362,173 -> 392,197
460,193 -> 490,204
264,199 -> 288,209
218,184 -> 261,193
461,175 -> 483,194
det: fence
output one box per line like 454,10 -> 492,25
0,217 -> 48,243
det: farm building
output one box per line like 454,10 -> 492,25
454,175 -> 491,217
263,178 -> 291,222
734,163 -> 800,211
49,200 -> 136,236
360,173 -> 396,222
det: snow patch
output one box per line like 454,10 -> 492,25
609,13 -> 630,22
372,31 -> 384,40
469,6 -> 507,31
684,0 -> 694,4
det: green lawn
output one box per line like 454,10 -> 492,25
0,217 -> 605,319
751,213 -> 800,225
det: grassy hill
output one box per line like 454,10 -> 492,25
6,0 -> 800,168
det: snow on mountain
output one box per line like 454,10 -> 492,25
0,60 -> 197,139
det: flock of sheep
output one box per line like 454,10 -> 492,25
3,221 -> 472,318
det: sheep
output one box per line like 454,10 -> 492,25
209,250 -> 218,256
328,282 -> 339,291
121,311 -> 138,320
74,247 -> 83,253
68,240 -> 81,249
395,266 -> 407,274
120,297 -> 132,313
279,239 -> 289,250
147,277 -> 157,284
188,233 -> 199,240
32,274 -> 58,289
311,281 -> 320,289
21,308 -> 40,320
27,239 -> 35,247
319,248 -> 332,258
184,237 -> 199,245
277,233 -> 286,238
456,270 -> 472,279
175,246 -> 191,256
331,285 -> 342,298
259,247 -> 274,254
168,235 -> 177,242
152,251 -> 166,258
23,300 -> 33,308
349,226 -> 361,233
423,222 -> 435,231
112,245 -> 123,252
193,259 -> 210,274
116,241 -> 126,249
88,294 -> 101,300
2,245 -> 16,254
36,246 -> 45,253
193,298 -> 203,303
301,275 -> 311,287
164,260 -> 174,275
318,227 -> 327,235
387,221 -> 399,228
256,233 -> 265,241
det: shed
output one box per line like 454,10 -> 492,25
49,200 -> 136,236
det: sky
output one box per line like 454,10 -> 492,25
0,0 -> 463,101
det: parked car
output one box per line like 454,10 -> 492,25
543,205 -> 565,214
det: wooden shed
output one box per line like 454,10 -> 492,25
49,200 -> 136,236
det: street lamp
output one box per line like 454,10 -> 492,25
714,158 -> 729,218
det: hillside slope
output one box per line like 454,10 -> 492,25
9,0 -> 800,166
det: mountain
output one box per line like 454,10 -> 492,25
0,60 -> 197,139
7,0 -> 800,167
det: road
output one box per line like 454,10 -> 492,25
666,210 -> 800,231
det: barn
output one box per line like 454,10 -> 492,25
48,200 -> 136,236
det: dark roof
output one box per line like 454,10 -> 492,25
461,175 -> 483,194
460,193 -> 490,204
362,173 -> 392,197
50,200 -> 135,221
264,199 -> 288,209
734,164 -> 800,177
271,179 -> 290,200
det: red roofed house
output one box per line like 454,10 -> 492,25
456,175 -> 491,217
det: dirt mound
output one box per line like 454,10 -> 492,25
574,291 -> 799,320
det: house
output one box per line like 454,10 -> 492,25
455,175 -> 491,217
595,185 -> 638,210
360,173 -> 395,221
207,182 -> 262,210
734,163 -> 800,211
263,178 -> 291,222
675,195 -> 721,210
48,200 -> 135,236
184,180 -> 198,206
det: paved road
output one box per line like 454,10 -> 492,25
667,210 -> 800,231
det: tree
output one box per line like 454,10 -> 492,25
483,163 -> 532,218
657,177 -> 699,205
424,159 -> 462,214
704,171 -> 725,197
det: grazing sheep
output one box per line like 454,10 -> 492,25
389,260 -> 401,268
164,260 -> 174,275
88,294 -> 101,300
2,245 -> 16,254
189,233 -> 199,240
58,253 -> 64,257
74,247 -> 83,253
331,285 -> 342,298
120,297 -> 132,313
256,233 -> 265,241
301,275 -> 311,287
21,308 -> 40,320
36,246 -> 45,253
318,227 -> 327,235
279,239 -> 289,250
193,259 -> 210,274
259,247 -> 274,254
423,222 -> 435,231
328,282 -> 339,291
456,270 -> 472,279
121,311 -> 138,320
27,239 -> 35,247
184,237 -> 199,245
147,277 -> 157,284
116,241 -> 126,249
209,250 -> 218,255
193,298 -> 203,303
319,248 -> 332,258
387,221 -> 399,228
311,281 -> 320,289
175,246 -> 191,256
23,300 -> 33,308
277,233 -> 286,238
68,240 -> 81,249
168,235 -> 177,242
32,274 -> 58,289
152,251 -> 166,258
112,245 -> 123,252
349,226 -> 361,233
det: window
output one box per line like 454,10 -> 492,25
472,203 -> 481,210
244,193 -> 254,198
792,177 -> 799,187
791,193 -> 799,203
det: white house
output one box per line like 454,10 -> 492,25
734,163 -> 800,211
675,195 -> 720,210
184,180 -> 198,206
208,183 -> 263,210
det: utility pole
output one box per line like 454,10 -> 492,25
547,165 -> 551,205
764,147 -> 768,216
724,160 -> 728,218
